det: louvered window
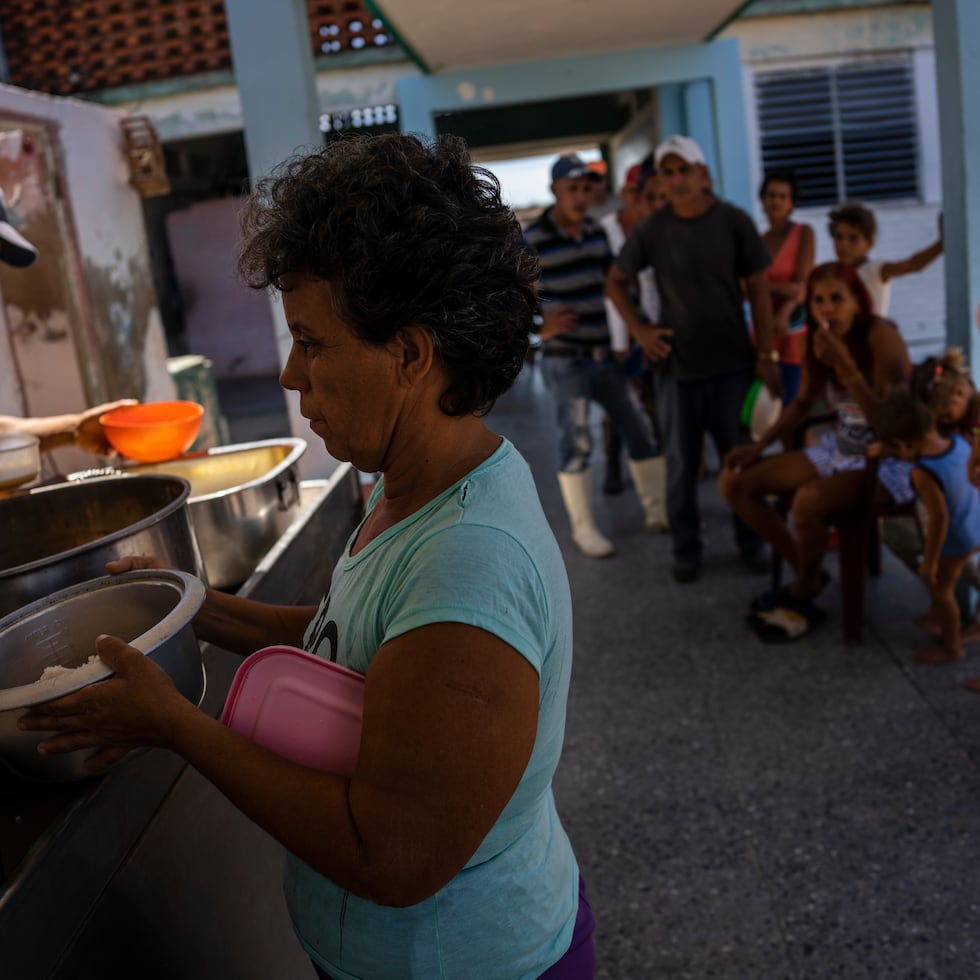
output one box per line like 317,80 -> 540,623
755,59 -> 919,207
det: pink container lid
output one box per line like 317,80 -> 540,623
220,645 -> 364,775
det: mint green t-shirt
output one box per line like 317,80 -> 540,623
284,438 -> 579,980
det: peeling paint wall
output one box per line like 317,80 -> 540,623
82,252 -> 161,399
0,82 -> 174,421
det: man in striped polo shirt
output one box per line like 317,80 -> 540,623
524,154 -> 664,559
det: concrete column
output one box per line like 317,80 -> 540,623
683,79 -> 718,176
932,0 -> 980,367
654,51 -> 752,211
224,0 -> 337,475
703,40 -> 753,212
224,0 -> 322,181
656,84 -> 687,143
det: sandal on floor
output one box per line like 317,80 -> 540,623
749,569 -> 831,614
749,586 -> 793,614
749,596 -> 826,644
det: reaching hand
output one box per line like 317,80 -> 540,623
105,555 -> 171,575
75,399 -> 138,455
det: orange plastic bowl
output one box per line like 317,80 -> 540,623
99,400 -> 204,463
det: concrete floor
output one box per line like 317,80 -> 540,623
495,365 -> 980,980
221,364 -> 980,979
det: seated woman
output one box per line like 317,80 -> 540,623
718,261 -> 913,642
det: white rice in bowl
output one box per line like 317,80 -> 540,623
38,654 -> 106,683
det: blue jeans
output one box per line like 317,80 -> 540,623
656,367 -> 762,564
541,353 -> 657,473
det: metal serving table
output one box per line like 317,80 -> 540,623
0,465 -> 362,979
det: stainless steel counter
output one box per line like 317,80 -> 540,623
0,464 -> 362,979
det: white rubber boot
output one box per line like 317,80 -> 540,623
557,470 -> 615,558
628,456 -> 669,533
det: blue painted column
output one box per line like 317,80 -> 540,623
932,0 -> 980,367
657,71 -> 751,211
683,79 -> 718,177
702,39 -> 752,212
657,84 -> 687,144
224,0 -> 322,180
223,0 -> 336,475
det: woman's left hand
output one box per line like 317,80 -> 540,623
811,324 -> 853,376
17,634 -> 194,773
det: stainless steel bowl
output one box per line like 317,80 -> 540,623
120,438 -> 307,589
0,432 -> 40,490
0,474 -> 205,617
0,570 -> 206,781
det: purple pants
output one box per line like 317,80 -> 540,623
539,875 -> 597,978
311,875 -> 596,979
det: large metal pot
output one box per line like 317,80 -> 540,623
0,570 -> 206,781
0,475 -> 205,618
123,438 -> 307,589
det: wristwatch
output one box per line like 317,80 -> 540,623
757,350 -> 780,363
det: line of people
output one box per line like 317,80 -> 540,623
525,132 -> 947,615
524,135 -> 780,580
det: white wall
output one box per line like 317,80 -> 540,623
0,82 -> 174,472
722,3 -> 945,361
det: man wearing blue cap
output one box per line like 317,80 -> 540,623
607,135 -> 780,583
524,154 -> 665,558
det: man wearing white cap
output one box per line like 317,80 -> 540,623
524,153 -> 665,559
607,135 -> 780,582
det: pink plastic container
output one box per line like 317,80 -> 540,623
220,645 -> 365,775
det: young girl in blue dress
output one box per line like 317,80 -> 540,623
875,387 -> 980,664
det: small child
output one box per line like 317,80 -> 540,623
910,347 -> 980,436
911,346 -> 980,495
828,202 -> 943,316
875,388 -> 980,664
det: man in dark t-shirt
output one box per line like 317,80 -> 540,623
607,135 -> 781,582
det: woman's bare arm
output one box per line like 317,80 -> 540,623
191,589 -> 316,654
106,555 -> 315,655
21,621 -> 539,908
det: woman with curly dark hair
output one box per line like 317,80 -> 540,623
20,134 -> 594,979
718,261 -> 912,642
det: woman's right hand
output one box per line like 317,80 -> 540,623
105,555 -> 173,575
724,443 -> 764,473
